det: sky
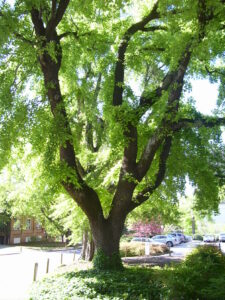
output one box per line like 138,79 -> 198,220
189,79 -> 219,115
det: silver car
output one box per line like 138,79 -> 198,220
151,234 -> 178,247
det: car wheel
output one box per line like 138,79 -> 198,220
166,241 -> 173,247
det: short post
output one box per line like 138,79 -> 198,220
33,263 -> 38,282
145,242 -> 150,256
46,258 -> 49,274
169,246 -> 171,256
73,252 -> 76,262
20,246 -> 22,253
61,253 -> 63,265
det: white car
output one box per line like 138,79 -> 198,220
151,234 -> 178,247
219,233 -> 225,242
203,235 -> 215,242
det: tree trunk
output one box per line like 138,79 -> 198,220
81,230 -> 95,261
192,216 -> 196,235
91,217 -> 125,270
81,230 -> 88,260
86,237 -> 95,261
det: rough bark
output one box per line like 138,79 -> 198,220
81,230 -> 95,261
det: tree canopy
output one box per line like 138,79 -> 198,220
0,0 -> 225,269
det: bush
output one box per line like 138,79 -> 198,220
165,245 -> 225,299
193,234 -> 203,241
120,242 -> 169,257
30,268 -> 166,300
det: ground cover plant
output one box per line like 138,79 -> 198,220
29,245 -> 225,300
30,267 -> 166,300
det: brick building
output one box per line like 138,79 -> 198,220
0,217 -> 46,245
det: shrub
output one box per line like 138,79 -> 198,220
120,242 -> 169,257
165,245 -> 225,299
193,234 -> 203,241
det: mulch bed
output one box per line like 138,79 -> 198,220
122,254 -> 183,267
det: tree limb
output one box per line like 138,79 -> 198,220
173,116 -> 225,131
129,136 -> 172,211
31,8 -> 45,37
141,25 -> 167,32
112,1 -> 160,106
46,0 -> 70,36
58,31 -> 78,40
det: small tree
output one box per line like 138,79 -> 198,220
132,220 -> 162,237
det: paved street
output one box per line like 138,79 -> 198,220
0,246 -> 79,300
171,240 -> 225,256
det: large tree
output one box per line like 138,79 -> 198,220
0,0 -> 224,269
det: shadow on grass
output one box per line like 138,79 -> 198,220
63,267 -> 166,300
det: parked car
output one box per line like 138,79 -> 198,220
169,232 -> 185,244
219,233 -> 225,242
131,237 -> 151,243
203,235 -> 215,242
151,234 -> 178,247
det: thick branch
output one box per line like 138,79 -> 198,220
173,116 -> 225,131
129,137 -> 172,211
137,132 -> 163,180
141,25 -> 167,32
46,0 -> 70,35
153,136 -> 172,189
30,4 -> 104,224
139,45 -> 192,109
112,1 -> 159,106
31,8 -> 45,37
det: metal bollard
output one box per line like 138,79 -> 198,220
60,253 -> 63,265
33,263 -> 38,282
46,258 -> 50,273
73,252 -> 76,262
